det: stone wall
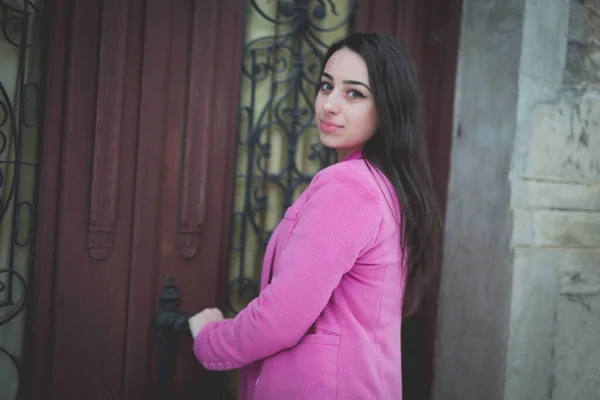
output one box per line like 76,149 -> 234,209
433,1 -> 600,399
508,94 -> 600,400
507,1 -> 600,399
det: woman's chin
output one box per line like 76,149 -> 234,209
319,133 -> 340,149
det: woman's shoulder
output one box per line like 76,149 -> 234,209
307,158 -> 400,224
312,158 -> 382,194
291,159 -> 387,219
289,159 -> 384,229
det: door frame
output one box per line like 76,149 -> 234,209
22,0 -> 69,398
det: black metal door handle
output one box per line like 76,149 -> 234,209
152,277 -> 189,398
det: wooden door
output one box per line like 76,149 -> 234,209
26,0 -> 244,399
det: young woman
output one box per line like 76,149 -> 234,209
189,32 -> 441,399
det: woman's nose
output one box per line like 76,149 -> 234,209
322,95 -> 340,115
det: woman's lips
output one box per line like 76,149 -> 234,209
319,120 -> 342,133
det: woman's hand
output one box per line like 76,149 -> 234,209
189,308 -> 224,339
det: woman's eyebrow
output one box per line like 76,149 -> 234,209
321,72 -> 371,92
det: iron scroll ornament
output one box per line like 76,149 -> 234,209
0,1 -> 44,398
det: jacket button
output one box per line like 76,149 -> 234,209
203,362 -> 209,368
209,363 -> 215,369
217,363 -> 224,370
225,362 -> 233,369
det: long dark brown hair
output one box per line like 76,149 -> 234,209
319,32 -> 442,317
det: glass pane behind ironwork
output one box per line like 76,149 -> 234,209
0,1 -> 44,399
227,0 -> 356,315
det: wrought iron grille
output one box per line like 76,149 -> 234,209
226,0 -> 356,314
0,1 -> 44,398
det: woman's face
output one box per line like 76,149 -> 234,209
315,48 -> 378,159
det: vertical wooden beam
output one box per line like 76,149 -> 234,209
24,0 -> 69,397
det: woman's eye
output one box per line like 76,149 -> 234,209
320,82 -> 332,91
347,89 -> 365,99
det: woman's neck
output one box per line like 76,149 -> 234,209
337,147 -> 361,161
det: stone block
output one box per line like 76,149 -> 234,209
528,94 -> 600,182
513,210 -> 600,248
504,248 -> 560,400
566,0 -> 600,84
511,180 -> 600,212
505,249 -> 600,400
554,251 -> 600,399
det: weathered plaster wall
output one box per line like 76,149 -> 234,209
434,1 -> 600,399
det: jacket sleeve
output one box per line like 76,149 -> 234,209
193,165 -> 383,370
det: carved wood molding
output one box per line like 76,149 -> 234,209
176,2 -> 218,260
87,0 -> 128,260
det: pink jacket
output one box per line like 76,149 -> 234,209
194,150 -> 406,399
